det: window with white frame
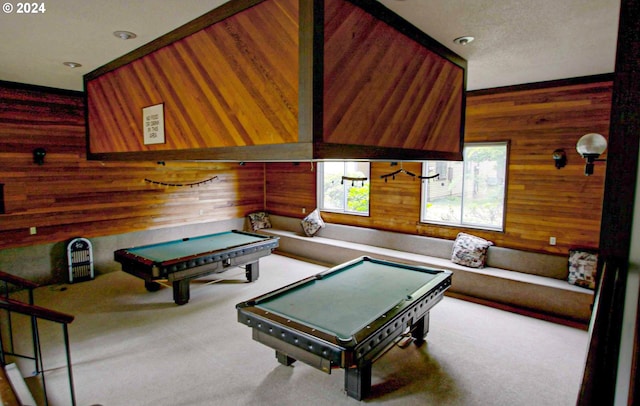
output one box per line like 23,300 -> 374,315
421,142 -> 508,231
317,161 -> 370,215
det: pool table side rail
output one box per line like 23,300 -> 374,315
316,256 -> 450,279
114,232 -> 279,278
239,309 -> 347,367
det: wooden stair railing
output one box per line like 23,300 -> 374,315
0,271 -> 39,373
0,270 -> 76,406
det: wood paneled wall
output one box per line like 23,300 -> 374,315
0,82 -> 263,250
265,162 -> 317,217
265,78 -> 612,254
0,76 -> 611,256
463,79 -> 610,252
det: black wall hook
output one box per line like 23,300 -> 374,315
33,147 -> 46,165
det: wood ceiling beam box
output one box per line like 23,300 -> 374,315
85,0 -> 466,162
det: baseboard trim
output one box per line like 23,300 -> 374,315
445,291 -> 589,331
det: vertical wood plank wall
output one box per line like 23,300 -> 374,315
0,83 -> 263,250
266,79 -> 612,254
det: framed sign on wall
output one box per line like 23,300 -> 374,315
143,104 -> 165,145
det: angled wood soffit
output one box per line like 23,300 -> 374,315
85,0 -> 467,162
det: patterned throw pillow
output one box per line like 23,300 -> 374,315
451,232 -> 494,268
301,208 -> 325,237
247,211 -> 272,231
568,249 -> 598,290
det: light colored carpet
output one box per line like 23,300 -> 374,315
10,254 -> 588,405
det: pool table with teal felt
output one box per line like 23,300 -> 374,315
236,256 -> 452,400
114,230 -> 279,305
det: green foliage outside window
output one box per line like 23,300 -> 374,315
422,143 -> 507,230
348,183 -> 370,212
319,162 -> 370,215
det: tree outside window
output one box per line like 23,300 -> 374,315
318,162 -> 370,215
421,142 -> 508,230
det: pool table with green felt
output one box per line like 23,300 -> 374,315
236,256 -> 452,400
114,230 -> 279,305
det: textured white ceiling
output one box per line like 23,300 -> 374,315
0,0 -> 620,91
380,0 -> 620,90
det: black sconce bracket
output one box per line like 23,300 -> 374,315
33,147 -> 46,165
552,149 -> 567,169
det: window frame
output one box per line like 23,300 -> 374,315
420,141 -> 509,232
316,161 -> 371,216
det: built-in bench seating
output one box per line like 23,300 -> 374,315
256,215 -> 594,325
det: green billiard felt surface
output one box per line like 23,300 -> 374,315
125,231 -> 267,263
257,260 -> 440,340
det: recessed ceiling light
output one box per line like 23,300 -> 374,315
113,30 -> 137,40
453,36 -> 475,46
63,61 -> 82,68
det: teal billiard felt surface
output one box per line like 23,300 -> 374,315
125,231 -> 267,262
256,259 -> 441,340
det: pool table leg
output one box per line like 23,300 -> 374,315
275,350 -> 296,366
345,363 -> 372,400
144,281 -> 161,292
245,261 -> 259,282
173,280 -> 190,305
411,312 -> 430,344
